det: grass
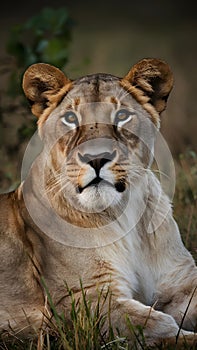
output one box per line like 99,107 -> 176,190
0,283 -> 196,350
173,150 -> 197,261
0,283 -> 130,350
0,150 -> 196,350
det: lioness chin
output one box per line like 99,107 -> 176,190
0,58 -> 196,347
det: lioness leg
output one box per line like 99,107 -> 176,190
112,298 -> 196,345
162,287 -> 197,332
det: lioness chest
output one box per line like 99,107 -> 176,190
37,227 -> 158,308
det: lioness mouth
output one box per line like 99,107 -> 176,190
77,177 -> 126,194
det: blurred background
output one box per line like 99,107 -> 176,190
0,0 -> 196,189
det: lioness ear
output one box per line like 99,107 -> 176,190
123,58 -> 173,114
22,63 -> 71,118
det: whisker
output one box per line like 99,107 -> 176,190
150,168 -> 171,180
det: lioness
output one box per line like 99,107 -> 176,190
0,58 -> 196,346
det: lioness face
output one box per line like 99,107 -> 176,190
42,78 -> 155,212
23,59 -> 173,213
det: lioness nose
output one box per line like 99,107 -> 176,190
78,150 -> 116,175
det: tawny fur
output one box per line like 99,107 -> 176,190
0,58 -> 196,347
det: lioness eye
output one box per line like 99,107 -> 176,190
61,111 -> 79,127
115,109 -> 134,126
